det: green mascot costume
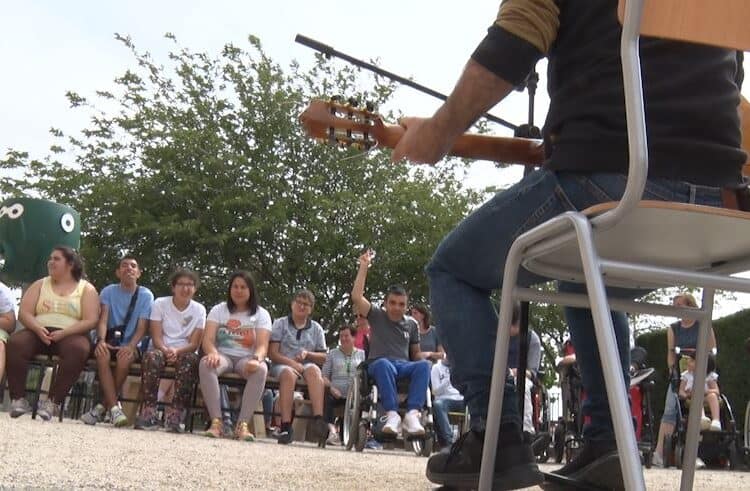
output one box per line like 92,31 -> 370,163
0,197 -> 81,284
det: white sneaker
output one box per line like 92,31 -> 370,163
652,451 -> 664,468
696,457 -> 706,469
402,409 -> 425,436
10,398 -> 32,418
710,419 -> 722,432
80,403 -> 106,425
700,416 -> 711,431
382,411 -> 402,435
37,399 -> 60,421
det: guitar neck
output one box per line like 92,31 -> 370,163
376,123 -> 545,166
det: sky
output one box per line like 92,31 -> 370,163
1,1 -> 749,318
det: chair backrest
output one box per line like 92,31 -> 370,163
600,0 -> 750,232
617,0 -> 750,51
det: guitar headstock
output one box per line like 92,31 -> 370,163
299,97 -> 384,150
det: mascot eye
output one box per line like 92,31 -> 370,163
60,212 -> 75,233
7,203 -> 24,220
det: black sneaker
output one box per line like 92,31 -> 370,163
426,424 -> 544,490
310,416 -> 330,443
277,424 -> 294,445
550,439 -> 623,490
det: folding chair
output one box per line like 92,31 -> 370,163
478,1 -> 750,490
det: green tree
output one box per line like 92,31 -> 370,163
0,34 -> 481,343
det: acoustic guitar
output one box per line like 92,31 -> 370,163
299,98 -> 545,166
301,97 -> 750,173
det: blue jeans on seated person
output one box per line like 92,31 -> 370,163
427,169 -> 723,441
433,397 -> 466,445
367,358 -> 431,412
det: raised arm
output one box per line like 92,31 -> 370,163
351,251 -> 373,317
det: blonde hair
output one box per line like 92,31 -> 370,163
673,293 -> 698,308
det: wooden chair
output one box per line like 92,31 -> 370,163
478,1 -> 750,490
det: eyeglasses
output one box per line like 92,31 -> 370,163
295,299 -> 312,308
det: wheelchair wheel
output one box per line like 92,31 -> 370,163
553,423 -> 565,463
344,376 -> 361,451
674,441 -> 684,469
410,435 -> 434,457
744,400 -> 750,449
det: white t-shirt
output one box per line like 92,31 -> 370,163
149,296 -> 206,350
0,282 -> 14,314
681,370 -> 719,393
207,302 -> 272,358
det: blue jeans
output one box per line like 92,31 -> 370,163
433,397 -> 466,445
367,358 -> 431,411
427,169 -> 723,440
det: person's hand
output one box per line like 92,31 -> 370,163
295,350 -> 308,362
330,387 -> 343,399
292,362 -> 305,375
358,250 -> 373,269
163,347 -> 178,363
48,329 -> 67,343
391,117 -> 453,165
95,340 -> 110,358
204,352 -> 222,368
243,358 -> 262,377
117,344 -> 137,362
33,326 -> 53,346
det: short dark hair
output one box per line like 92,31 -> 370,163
339,324 -> 357,337
385,284 -> 408,301
169,268 -> 200,289
118,255 -> 139,267
226,270 -> 259,314
53,245 -> 85,281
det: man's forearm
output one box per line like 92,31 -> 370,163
351,263 -> 369,303
431,59 -> 514,143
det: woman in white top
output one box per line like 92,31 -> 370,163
7,246 -> 99,421
134,269 -> 206,432
199,271 -> 272,440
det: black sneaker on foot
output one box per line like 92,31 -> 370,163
550,439 -> 623,490
311,416 -> 329,443
426,425 -> 544,490
277,424 -> 293,445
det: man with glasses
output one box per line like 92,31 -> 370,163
268,289 -> 329,444
321,324 -> 366,445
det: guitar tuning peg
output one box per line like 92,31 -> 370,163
348,97 -> 359,107
330,95 -> 342,102
365,101 -> 375,112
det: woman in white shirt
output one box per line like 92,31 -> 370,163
199,271 -> 272,440
134,269 -> 206,432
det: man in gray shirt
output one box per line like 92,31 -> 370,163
268,289 -> 328,445
351,250 -> 431,437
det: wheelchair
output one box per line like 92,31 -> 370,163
629,345 -> 657,468
662,348 -> 744,470
552,360 -> 585,464
342,360 -> 436,457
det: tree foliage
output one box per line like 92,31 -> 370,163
0,33 -> 481,342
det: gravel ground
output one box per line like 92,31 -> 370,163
1,413 -> 749,490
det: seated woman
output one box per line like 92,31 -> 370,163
199,271 -> 272,440
134,269 -> 206,432
679,353 -> 722,432
7,246 -> 99,421
0,280 -> 17,386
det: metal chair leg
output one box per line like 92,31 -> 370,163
680,288 -> 715,491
